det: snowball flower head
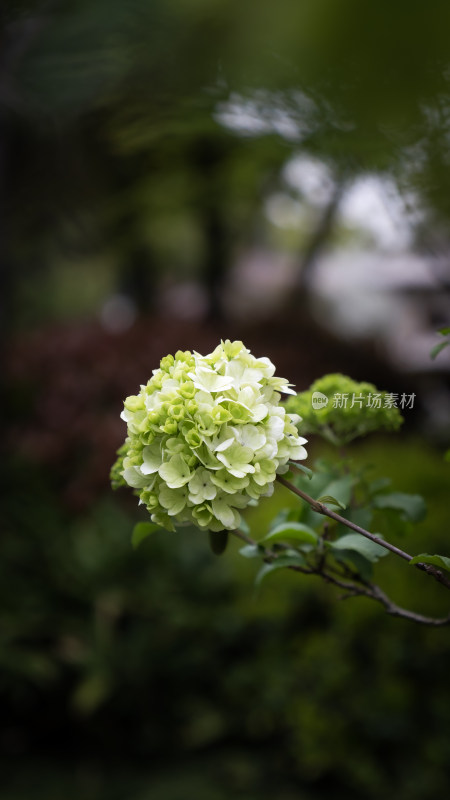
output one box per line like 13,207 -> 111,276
117,340 -> 307,532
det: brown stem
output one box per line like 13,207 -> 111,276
231,527 -> 311,571
278,475 -> 411,560
318,570 -> 450,625
231,527 -> 255,546
231,498 -> 450,626
366,582 -> 450,626
277,476 -> 450,591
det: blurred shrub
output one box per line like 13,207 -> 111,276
3,431 -> 450,799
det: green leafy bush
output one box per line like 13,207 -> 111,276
286,373 -> 403,445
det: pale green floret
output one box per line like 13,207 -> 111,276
179,381 -> 196,399
151,372 -> 163,390
252,458 -> 278,486
196,412 -> 218,438
141,442 -> 163,474
184,427 -> 203,449
216,339 -> 245,359
188,468 -> 217,503
165,437 -> 187,455
162,419 -> 178,435
188,366 -> 234,393
241,393 -> 268,423
124,395 -> 145,412
267,376 -> 297,395
211,497 -> 241,529
122,466 -> 149,489
159,454 -> 194,488
195,444 -> 222,470
185,399 -> 198,415
168,404 -> 185,422
211,405 -> 232,424
192,503 -> 214,528
232,423 -> 266,451
216,442 -> 255,478
210,469 -> 249,494
140,488 -> 158,509
207,426 -> 235,452
160,354 -> 174,371
225,359 -> 266,388
112,341 -> 308,533
221,401 -> 251,424
151,509 -> 176,532
159,484 -> 188,516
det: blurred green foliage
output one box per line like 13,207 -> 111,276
3,437 -> 450,798
4,0 -> 450,327
287,374 -> 404,445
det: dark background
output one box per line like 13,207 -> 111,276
2,2 -> 450,798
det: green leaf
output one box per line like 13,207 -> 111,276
438,326 -> 450,335
331,550 -> 374,581
268,509 -> 290,529
319,475 -> 354,508
329,533 -> 388,562
261,522 -> 319,546
255,555 -> 307,586
344,507 -> 373,530
239,544 -> 261,558
373,492 -> 426,522
132,522 -> 161,549
409,553 -> 450,573
430,340 -> 450,360
71,671 -> 112,715
289,462 -> 313,479
336,507 -> 373,539
317,495 -> 347,510
445,449 -> 450,463
368,477 -> 392,495
238,517 -> 250,536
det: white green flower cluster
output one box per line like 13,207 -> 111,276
119,340 -> 307,532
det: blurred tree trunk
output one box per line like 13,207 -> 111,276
119,240 -> 156,314
111,161 -> 157,315
286,180 -> 346,317
0,114 -> 10,336
203,196 -> 229,322
192,135 -> 232,321
0,9 -> 49,334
